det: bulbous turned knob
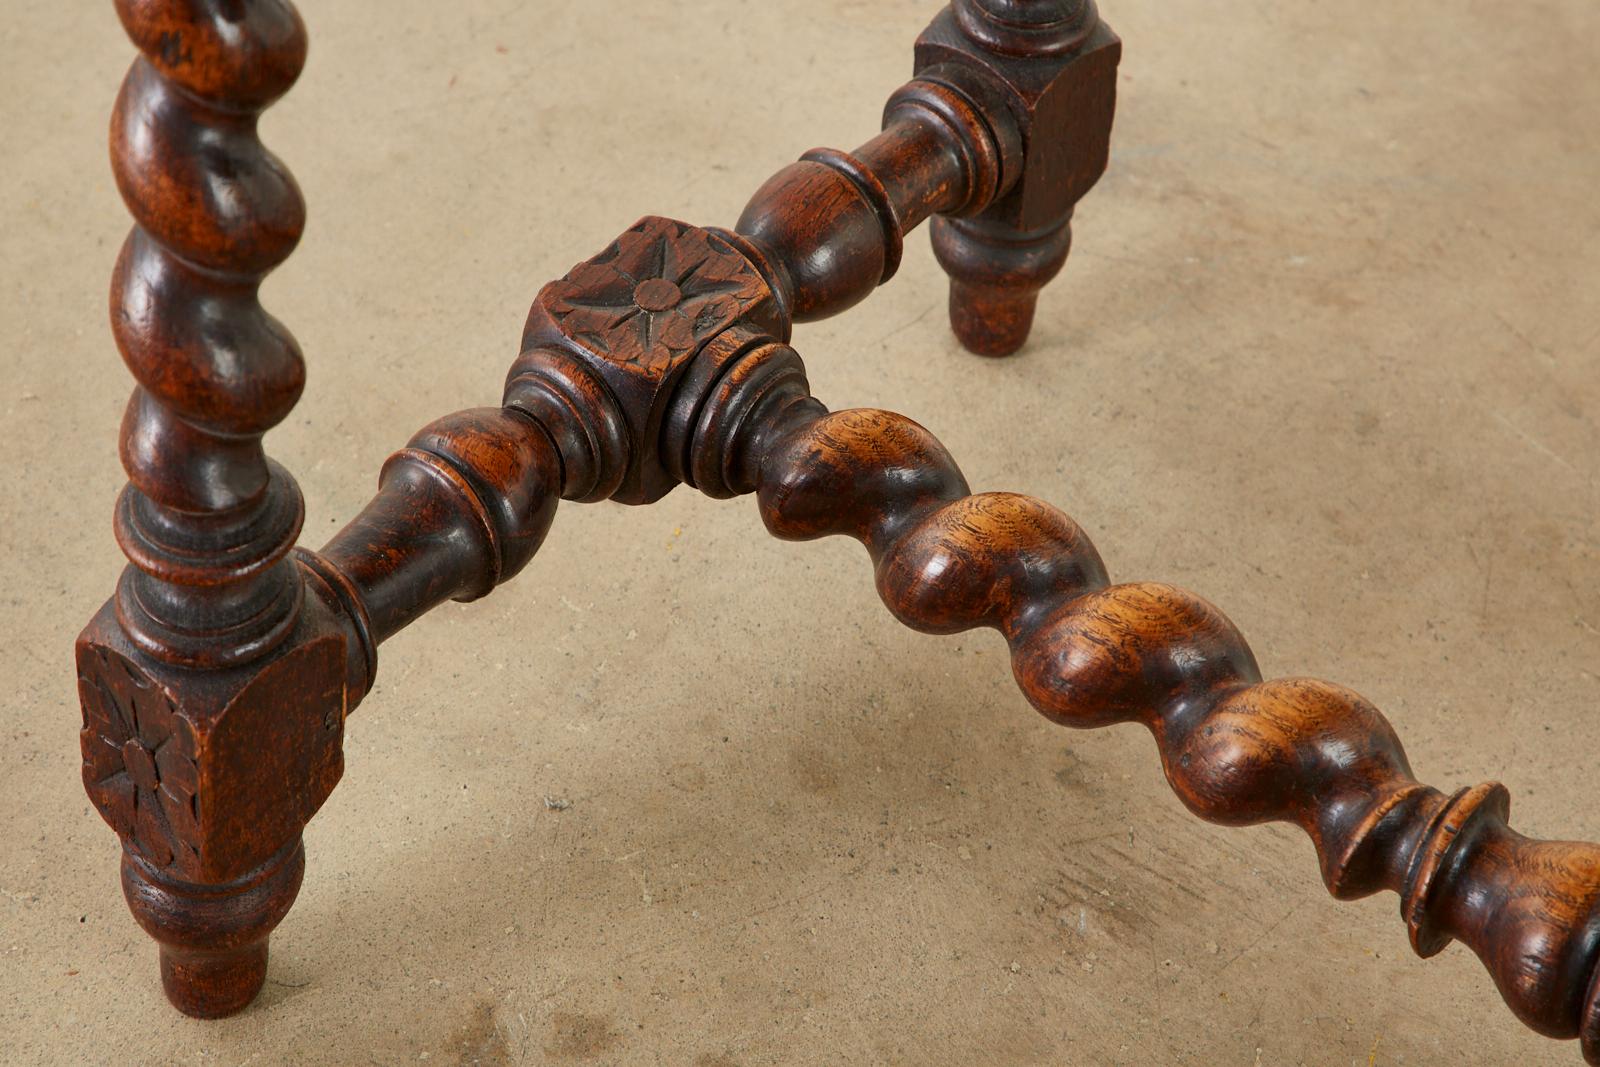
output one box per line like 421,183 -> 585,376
953,0 -> 1100,56
121,839 -> 305,1018
931,214 -> 1072,356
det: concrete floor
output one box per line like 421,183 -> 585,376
4,1 -> 1598,1064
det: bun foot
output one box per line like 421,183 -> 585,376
121,838 -> 305,1018
932,214 -> 1072,356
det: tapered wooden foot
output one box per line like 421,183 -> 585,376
914,0 -> 1118,357
932,214 -> 1072,356
121,839 -> 305,1018
77,597 -> 350,1017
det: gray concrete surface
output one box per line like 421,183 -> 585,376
3,1 -> 1598,1063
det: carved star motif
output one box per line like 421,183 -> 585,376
78,647 -> 200,869
542,217 -> 765,380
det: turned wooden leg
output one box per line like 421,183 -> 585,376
78,0 -> 362,1017
931,213 -> 1072,356
122,841 -> 304,1018
77,598 -> 352,1018
916,0 -> 1120,355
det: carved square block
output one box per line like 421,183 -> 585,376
915,9 -> 1122,229
519,215 -> 783,504
77,597 -> 347,884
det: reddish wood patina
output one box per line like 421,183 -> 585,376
79,0 -> 361,1017
78,0 -> 1600,1061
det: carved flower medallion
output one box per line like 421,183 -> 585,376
542,216 -> 767,380
78,646 -> 201,869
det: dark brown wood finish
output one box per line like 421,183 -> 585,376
925,0 -> 1121,354
78,0 -> 1600,1060
79,0 -> 366,1017
729,399 -> 1600,1063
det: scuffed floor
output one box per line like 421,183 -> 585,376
3,1 -> 1597,1063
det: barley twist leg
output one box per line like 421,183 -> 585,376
749,405 -> 1600,1062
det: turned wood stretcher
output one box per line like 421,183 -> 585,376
78,0 -> 1600,1059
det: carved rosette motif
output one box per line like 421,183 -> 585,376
79,646 -> 201,870
542,217 -> 767,381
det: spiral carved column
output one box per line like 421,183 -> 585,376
741,404 -> 1600,1063
73,1 -> 1600,1057
110,0 -> 309,667
76,0 -> 354,1018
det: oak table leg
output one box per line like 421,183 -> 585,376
922,0 -> 1122,355
76,0 -> 358,1017
74,2 -> 1600,1061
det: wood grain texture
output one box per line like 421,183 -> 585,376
919,0 -> 1121,354
47,0 -> 1595,1059
742,403 -> 1600,1064
78,0 -> 361,1019
313,407 -> 561,649
80,2 -> 1596,1058
108,0 -> 309,668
